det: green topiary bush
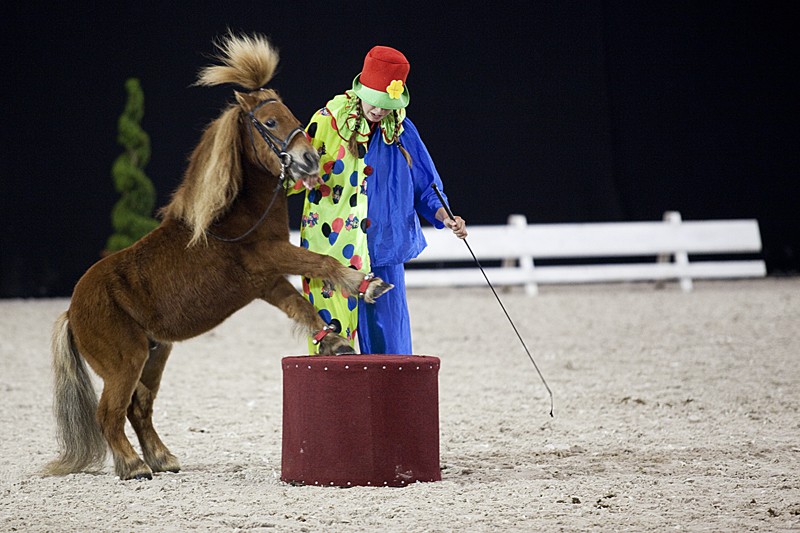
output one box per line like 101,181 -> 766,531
105,78 -> 159,253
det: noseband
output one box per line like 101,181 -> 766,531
206,97 -> 307,243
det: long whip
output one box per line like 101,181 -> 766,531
432,184 -> 554,417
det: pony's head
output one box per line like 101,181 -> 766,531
162,32 -> 319,246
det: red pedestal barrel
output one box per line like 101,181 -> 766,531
281,354 -> 441,487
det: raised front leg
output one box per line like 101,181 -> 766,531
261,241 -> 393,303
261,275 -> 355,355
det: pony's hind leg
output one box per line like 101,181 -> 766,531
127,340 -> 181,474
82,331 -> 155,481
97,379 -> 154,479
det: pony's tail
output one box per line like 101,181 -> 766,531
42,312 -> 107,476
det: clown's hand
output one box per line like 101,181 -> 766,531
445,216 -> 468,239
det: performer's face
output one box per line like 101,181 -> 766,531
361,101 -> 391,123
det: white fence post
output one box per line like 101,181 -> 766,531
662,210 -> 693,292
506,214 -> 538,295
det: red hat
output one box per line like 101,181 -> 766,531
352,46 -> 410,110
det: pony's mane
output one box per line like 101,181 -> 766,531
195,31 -> 279,90
160,32 -> 280,246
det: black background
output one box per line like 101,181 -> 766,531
2,1 -> 798,297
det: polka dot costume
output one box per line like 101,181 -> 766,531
293,95 -> 373,352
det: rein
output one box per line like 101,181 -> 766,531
206,98 -> 306,243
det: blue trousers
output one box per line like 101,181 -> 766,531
357,263 -> 412,354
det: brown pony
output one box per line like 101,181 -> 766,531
43,32 -> 392,481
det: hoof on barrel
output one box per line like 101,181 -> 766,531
334,345 -> 356,355
318,333 -> 356,356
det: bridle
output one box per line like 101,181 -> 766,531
246,98 -> 306,176
207,97 -> 307,243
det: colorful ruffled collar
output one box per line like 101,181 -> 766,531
325,91 -> 405,146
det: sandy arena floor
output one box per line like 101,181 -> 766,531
1,279 -> 798,532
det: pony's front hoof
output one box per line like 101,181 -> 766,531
133,472 -> 153,481
318,334 -> 356,356
363,280 -> 393,304
333,344 -> 356,355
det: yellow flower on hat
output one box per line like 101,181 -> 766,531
386,79 -> 404,99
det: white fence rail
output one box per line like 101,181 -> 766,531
406,211 -> 766,294
289,211 -> 766,295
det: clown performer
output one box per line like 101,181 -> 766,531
293,45 -> 467,354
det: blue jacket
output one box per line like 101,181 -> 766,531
364,118 -> 449,267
